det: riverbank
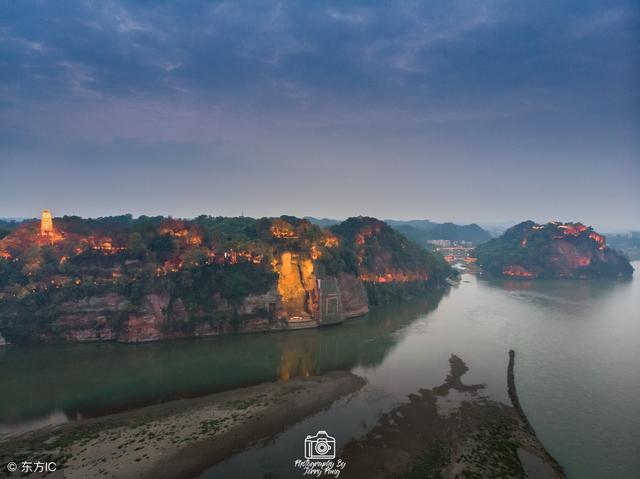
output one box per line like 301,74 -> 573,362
0,371 -> 365,479
340,353 -> 567,478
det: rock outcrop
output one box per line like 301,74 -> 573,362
338,273 -> 369,318
273,251 -> 318,320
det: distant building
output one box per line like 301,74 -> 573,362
428,239 -> 452,248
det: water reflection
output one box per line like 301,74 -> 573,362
499,280 -> 535,291
0,290 -> 446,432
278,337 -> 317,380
478,277 -> 630,316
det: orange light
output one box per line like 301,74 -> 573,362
588,232 -> 605,250
502,265 -> 535,278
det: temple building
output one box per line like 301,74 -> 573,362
39,209 -> 62,244
40,210 -> 54,237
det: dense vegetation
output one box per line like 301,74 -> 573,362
328,217 -> 452,304
0,214 -> 330,307
0,219 -> 23,241
331,217 -> 450,278
0,214 -> 453,341
474,221 -> 634,279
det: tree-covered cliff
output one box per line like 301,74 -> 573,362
0,214 -> 451,343
327,217 -> 452,304
474,221 -> 634,279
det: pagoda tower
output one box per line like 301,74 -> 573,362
40,210 -> 54,237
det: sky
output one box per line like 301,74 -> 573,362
1,0 -> 639,231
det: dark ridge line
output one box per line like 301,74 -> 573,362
507,349 -> 568,478
507,349 -> 532,431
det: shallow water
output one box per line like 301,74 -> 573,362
2,263 -> 639,478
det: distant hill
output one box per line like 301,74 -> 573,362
605,232 -> 640,261
474,221 -> 634,279
306,218 -> 492,246
304,217 -> 341,228
385,220 -> 493,245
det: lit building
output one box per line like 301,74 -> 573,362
428,239 -> 452,248
39,209 -> 63,244
40,210 -> 54,237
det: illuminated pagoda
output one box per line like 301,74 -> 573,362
40,210 -> 53,237
39,209 -> 62,244
40,209 -> 54,237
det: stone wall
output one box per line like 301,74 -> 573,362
338,273 -> 369,318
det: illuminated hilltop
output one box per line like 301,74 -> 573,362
0,213 -> 451,344
473,221 -> 634,279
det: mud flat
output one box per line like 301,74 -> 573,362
0,371 -> 365,479
341,353 -> 567,479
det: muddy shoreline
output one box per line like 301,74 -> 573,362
0,372 -> 365,479
1,352 -> 567,479
339,353 -> 567,478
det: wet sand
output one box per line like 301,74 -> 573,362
0,372 -> 365,479
340,353 -> 566,479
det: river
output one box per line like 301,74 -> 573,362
1,262 -> 639,478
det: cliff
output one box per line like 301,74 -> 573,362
327,217 -> 452,306
0,215 -> 448,344
474,221 -> 634,279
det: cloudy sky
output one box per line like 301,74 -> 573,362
1,0 -> 638,230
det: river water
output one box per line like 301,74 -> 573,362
1,263 -> 639,478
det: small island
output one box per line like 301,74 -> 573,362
474,220 -> 634,279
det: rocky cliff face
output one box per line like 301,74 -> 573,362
273,251 -> 318,320
21,288 -> 286,344
0,261 -> 369,344
52,294 -> 121,342
474,221 -> 634,279
338,273 -> 369,318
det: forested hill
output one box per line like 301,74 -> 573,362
474,221 -> 634,279
384,220 -> 492,245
